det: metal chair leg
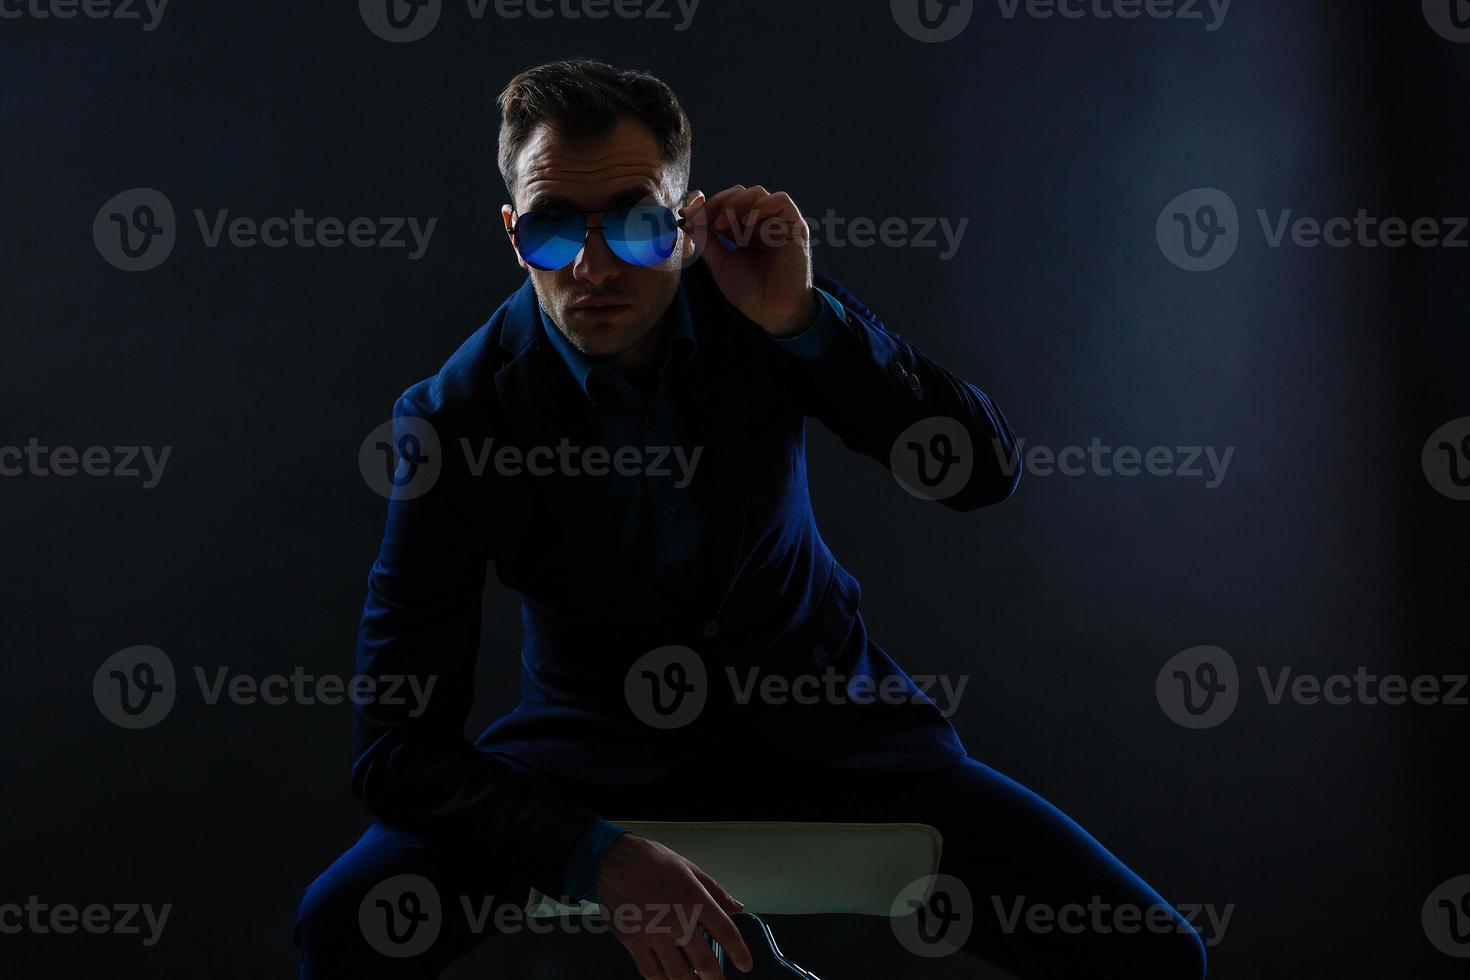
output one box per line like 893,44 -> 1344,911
708,912 -> 824,979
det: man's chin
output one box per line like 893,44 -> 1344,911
564,310 -> 654,356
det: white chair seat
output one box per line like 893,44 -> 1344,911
526,821 -> 943,917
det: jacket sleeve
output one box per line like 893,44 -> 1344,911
775,268 -> 1021,511
349,387 -> 602,897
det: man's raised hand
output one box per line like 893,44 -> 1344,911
683,184 -> 819,338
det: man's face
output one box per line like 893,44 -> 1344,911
501,117 -> 698,360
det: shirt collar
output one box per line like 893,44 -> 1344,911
538,280 -> 698,406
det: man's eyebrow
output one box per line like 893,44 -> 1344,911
525,194 -> 577,212
525,185 -> 661,213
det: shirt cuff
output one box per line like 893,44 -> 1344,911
562,818 -> 629,903
772,287 -> 850,360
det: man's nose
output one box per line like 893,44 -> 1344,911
571,226 -> 622,286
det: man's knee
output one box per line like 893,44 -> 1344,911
293,825 -> 515,977
293,837 -> 427,973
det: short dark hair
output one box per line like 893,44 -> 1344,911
496,58 -> 692,201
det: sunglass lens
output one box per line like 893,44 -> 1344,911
516,211 -> 586,270
604,205 -> 678,268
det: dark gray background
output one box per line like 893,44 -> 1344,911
2,1 -> 1466,976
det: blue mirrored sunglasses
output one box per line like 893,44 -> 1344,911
508,204 -> 682,271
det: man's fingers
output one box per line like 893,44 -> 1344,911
652,938 -> 699,980
753,192 -> 804,230
719,189 -> 770,229
637,945 -> 667,980
691,866 -> 745,916
694,898 -> 753,972
699,229 -> 730,275
678,928 -> 728,980
703,183 -> 750,217
709,186 -> 769,229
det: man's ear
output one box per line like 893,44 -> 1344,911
501,204 -> 528,270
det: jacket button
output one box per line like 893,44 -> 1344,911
888,361 -> 908,380
907,373 -> 924,399
701,619 -> 720,639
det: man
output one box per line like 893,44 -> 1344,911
294,59 -> 1207,979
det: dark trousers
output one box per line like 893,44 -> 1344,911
294,757 -> 1207,979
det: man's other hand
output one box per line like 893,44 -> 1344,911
594,833 -> 754,979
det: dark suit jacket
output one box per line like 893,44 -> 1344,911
350,262 -> 1020,893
